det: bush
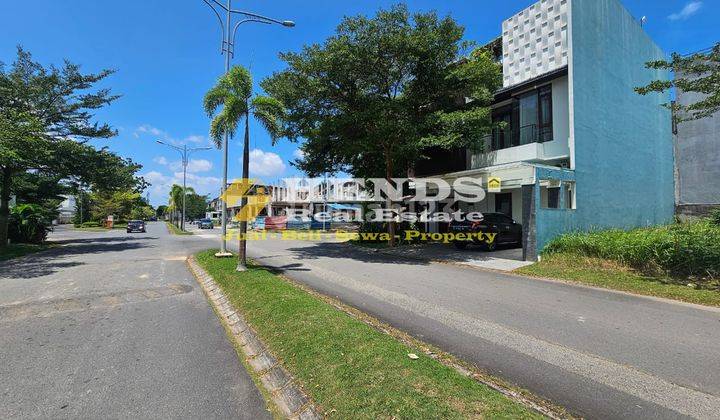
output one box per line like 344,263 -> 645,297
79,221 -> 101,228
543,220 -> 720,278
710,208 -> 720,225
8,204 -> 53,244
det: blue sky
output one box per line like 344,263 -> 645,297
1,0 -> 717,205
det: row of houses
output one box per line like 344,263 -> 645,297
209,0 -> 718,261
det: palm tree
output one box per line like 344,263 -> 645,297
168,184 -> 195,230
204,65 -> 284,271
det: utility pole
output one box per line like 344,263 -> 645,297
157,141 -> 211,231
202,0 -> 294,261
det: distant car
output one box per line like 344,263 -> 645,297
449,212 -> 522,251
127,220 -> 146,233
198,218 -> 214,229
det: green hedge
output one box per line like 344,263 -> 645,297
543,220 -> 720,279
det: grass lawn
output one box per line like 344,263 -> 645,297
0,243 -> 53,261
517,253 -> 720,308
196,250 -> 546,419
166,222 -> 192,235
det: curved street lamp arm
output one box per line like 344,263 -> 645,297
229,9 -> 291,26
202,0 -> 226,54
230,19 -> 271,55
209,0 -> 228,12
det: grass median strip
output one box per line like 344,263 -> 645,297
195,250 -> 545,419
166,222 -> 192,235
517,253 -> 720,308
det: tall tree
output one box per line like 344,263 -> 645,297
0,47 -> 123,247
204,65 -> 284,270
636,43 -> 720,121
261,4 -> 500,244
168,184 -> 195,228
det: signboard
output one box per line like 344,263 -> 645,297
487,177 -> 502,193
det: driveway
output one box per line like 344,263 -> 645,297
194,231 -> 720,419
0,223 -> 269,419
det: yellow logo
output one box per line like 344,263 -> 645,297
220,179 -> 270,222
487,177 -> 502,193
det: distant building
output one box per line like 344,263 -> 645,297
56,195 -> 76,224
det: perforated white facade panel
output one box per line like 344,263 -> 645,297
502,0 -> 570,88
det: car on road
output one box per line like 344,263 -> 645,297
198,218 -> 214,229
126,220 -> 146,233
450,212 -> 522,251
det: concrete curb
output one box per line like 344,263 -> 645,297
186,256 -> 323,420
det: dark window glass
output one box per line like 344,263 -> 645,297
547,187 -> 560,209
519,92 -> 538,145
539,86 -> 553,142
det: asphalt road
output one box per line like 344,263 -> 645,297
192,227 -> 720,419
0,223 -> 270,419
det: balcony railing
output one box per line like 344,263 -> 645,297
475,124 -> 553,153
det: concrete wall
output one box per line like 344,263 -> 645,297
533,0 -> 675,254
675,83 -> 720,207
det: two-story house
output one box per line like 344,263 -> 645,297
420,0 -> 674,260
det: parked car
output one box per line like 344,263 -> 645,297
127,220 -> 146,233
198,218 -> 214,229
449,212 -> 522,251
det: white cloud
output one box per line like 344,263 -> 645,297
135,124 -> 211,147
249,149 -> 286,177
166,158 -> 213,173
153,156 -> 169,165
136,124 -> 167,138
186,159 -> 213,173
184,135 -> 207,144
293,148 -> 305,159
669,1 -> 702,21
174,172 -> 222,189
142,168 -> 222,205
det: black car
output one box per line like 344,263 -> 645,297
198,218 -> 214,229
127,220 -> 146,233
449,212 -> 522,251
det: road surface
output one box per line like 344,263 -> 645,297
0,223 -> 270,419
193,227 -> 720,419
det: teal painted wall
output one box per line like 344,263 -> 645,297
535,0 -> 675,253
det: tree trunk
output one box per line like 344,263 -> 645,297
385,153 -> 397,247
0,167 -> 13,249
237,110 -> 251,272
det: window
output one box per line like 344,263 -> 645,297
519,91 -> 538,145
547,187 -> 560,208
540,179 -> 561,209
539,86 -> 553,142
488,84 -> 554,152
563,181 -> 576,209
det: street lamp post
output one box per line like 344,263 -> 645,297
157,141 -> 212,231
202,0 -> 294,259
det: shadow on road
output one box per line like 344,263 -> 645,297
283,241 -> 432,266
0,237 -> 154,279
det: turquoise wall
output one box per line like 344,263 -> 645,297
534,0 -> 675,254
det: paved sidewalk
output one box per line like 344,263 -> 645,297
376,242 -> 532,271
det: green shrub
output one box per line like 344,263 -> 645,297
710,208 -> 720,225
543,220 -> 720,279
8,204 -> 53,244
80,221 -> 101,228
